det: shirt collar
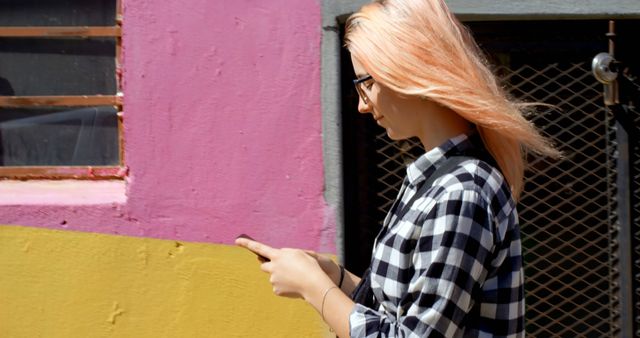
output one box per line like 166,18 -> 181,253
405,133 -> 478,187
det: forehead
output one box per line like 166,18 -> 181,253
350,54 -> 368,77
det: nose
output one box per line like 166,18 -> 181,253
357,97 -> 372,114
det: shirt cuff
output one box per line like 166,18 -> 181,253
349,303 -> 380,337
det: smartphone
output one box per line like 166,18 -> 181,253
236,233 -> 270,262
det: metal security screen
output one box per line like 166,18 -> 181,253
506,62 -> 619,336
341,19 -> 639,337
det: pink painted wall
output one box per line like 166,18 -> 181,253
0,0 -> 334,252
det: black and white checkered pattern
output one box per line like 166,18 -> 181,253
349,134 -> 524,338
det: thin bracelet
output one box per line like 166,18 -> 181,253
321,286 -> 339,322
337,264 -> 345,289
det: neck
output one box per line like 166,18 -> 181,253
416,105 -> 472,151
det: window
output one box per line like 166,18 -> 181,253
0,0 -> 123,179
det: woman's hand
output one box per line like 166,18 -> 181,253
236,237 -> 355,338
305,250 -> 341,286
235,237 -> 332,300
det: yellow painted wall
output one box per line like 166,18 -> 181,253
0,225 -> 332,338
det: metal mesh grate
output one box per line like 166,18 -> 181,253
505,63 -> 620,337
374,137 -> 423,224
371,62 -> 620,336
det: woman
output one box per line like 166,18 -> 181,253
236,0 -> 560,337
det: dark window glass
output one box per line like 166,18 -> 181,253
0,38 -> 116,96
0,106 -> 119,166
0,0 -> 116,26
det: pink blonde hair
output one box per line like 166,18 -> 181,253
345,0 -> 561,200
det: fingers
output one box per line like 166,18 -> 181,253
235,237 -> 277,260
260,261 -> 272,273
304,250 -> 318,259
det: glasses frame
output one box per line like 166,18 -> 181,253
353,74 -> 373,104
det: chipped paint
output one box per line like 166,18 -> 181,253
107,302 -> 125,324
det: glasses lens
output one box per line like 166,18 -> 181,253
355,83 -> 368,103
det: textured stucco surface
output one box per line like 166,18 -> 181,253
0,0 -> 335,252
0,225 -> 332,337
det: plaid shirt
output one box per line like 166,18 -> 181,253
349,134 -> 524,338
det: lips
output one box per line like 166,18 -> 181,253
374,115 -> 384,126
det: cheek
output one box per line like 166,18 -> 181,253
371,89 -> 390,114
374,87 -> 403,115
376,98 -> 401,121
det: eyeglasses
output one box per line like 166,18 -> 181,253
353,74 -> 373,104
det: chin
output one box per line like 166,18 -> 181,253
386,130 -> 406,141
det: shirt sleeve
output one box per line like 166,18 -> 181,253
349,189 -> 496,338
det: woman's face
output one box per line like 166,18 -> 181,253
351,55 -> 426,141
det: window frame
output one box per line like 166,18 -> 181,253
0,0 -> 124,180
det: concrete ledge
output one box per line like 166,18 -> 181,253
0,180 -> 127,205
